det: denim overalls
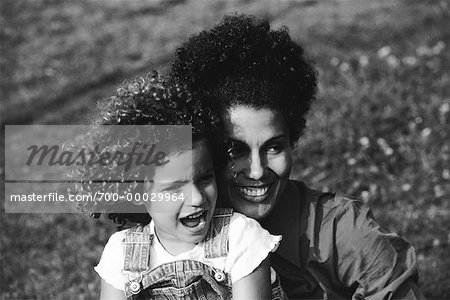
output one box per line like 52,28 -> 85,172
122,208 -> 288,300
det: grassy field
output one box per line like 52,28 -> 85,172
1,0 -> 449,299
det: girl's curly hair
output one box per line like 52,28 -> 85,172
72,71 -> 222,229
171,14 -> 318,144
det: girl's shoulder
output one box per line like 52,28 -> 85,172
228,211 -> 281,249
224,211 -> 281,283
229,211 -> 261,230
94,229 -> 132,291
100,227 -> 134,258
107,228 -> 129,243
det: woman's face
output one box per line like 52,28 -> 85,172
222,105 -> 292,220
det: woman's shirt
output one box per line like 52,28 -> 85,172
95,212 -> 281,291
262,180 -> 426,300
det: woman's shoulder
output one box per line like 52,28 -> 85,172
288,180 -> 375,241
289,179 -> 363,215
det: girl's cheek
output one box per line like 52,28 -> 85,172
208,182 -> 218,201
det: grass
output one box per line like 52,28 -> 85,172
292,2 -> 450,297
1,0 -> 449,299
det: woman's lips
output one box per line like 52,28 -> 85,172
239,186 -> 269,197
233,184 -> 272,203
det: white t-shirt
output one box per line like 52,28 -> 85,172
95,212 -> 281,291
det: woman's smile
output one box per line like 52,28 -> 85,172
239,186 -> 269,198
229,168 -> 279,203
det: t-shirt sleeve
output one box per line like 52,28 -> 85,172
94,230 -> 127,291
225,212 -> 282,283
334,199 -> 426,300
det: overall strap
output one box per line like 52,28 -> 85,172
204,208 -> 233,259
123,224 -> 153,273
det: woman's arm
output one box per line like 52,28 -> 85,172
335,199 -> 426,299
232,256 -> 272,300
99,279 -> 126,300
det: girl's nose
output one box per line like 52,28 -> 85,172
190,185 -> 205,207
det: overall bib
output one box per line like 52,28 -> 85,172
122,208 -> 288,300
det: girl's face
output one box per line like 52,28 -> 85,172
145,140 -> 217,252
222,106 -> 292,220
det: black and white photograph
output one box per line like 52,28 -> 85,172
1,0 -> 449,299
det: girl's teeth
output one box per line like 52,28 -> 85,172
239,186 -> 269,197
180,211 -> 207,228
186,211 -> 203,219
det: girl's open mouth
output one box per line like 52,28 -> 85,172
179,210 -> 208,228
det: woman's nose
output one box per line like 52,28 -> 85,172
247,152 -> 265,180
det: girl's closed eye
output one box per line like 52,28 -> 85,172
196,172 -> 216,186
161,181 -> 186,193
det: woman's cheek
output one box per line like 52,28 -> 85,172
223,157 -> 244,181
268,152 -> 292,178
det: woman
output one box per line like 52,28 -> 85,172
170,15 -> 425,299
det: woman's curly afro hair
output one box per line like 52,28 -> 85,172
171,14 -> 318,144
75,71 -> 222,228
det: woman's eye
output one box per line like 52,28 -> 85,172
266,144 -> 283,154
228,143 -> 248,159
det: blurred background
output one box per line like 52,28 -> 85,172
1,0 -> 449,298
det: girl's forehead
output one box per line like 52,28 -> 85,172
153,141 -> 212,181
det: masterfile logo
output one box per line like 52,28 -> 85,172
4,125 -> 192,213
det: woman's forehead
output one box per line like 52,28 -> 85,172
223,105 -> 288,143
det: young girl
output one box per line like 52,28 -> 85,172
80,72 -> 287,299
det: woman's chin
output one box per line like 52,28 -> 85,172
228,188 -> 276,219
226,178 -> 288,219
